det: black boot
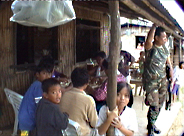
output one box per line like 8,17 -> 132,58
153,126 -> 161,134
147,124 -> 161,134
147,126 -> 154,136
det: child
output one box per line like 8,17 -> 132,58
60,67 -> 98,136
18,62 -> 54,135
36,78 -> 68,136
137,51 -> 145,76
172,61 -> 184,103
97,82 -> 138,136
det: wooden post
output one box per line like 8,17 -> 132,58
106,1 -> 121,135
179,39 -> 182,62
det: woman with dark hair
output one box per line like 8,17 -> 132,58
93,59 -> 133,104
97,82 -> 138,136
91,59 -> 130,112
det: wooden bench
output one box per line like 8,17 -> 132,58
130,78 -> 143,96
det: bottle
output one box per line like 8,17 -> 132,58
96,66 -> 101,77
87,58 -> 94,71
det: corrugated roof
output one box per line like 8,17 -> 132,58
1,1 -> 183,38
150,0 -> 184,35
176,0 -> 184,12
73,1 -> 184,38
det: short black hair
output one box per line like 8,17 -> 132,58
36,63 -> 54,73
120,50 -> 126,54
179,61 -> 184,69
117,82 -> 131,98
95,51 -> 106,59
42,78 -> 60,93
102,59 -> 108,70
71,67 -> 89,88
140,51 -> 145,55
154,26 -> 165,38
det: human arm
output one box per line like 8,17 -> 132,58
144,23 -> 157,50
87,97 -> 98,128
97,106 -> 118,135
111,117 -> 134,136
53,108 -> 69,130
112,109 -> 138,136
166,56 -> 174,88
88,66 -> 98,76
173,66 -> 179,83
29,82 -> 43,122
124,52 -> 135,70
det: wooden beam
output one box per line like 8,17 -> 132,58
142,1 -> 174,26
73,1 -> 109,14
106,1 -> 121,135
76,24 -> 103,30
120,0 -> 183,39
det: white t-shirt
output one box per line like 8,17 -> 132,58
96,105 -> 138,136
173,66 -> 184,86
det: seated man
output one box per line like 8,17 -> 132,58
88,51 -> 106,77
59,67 -> 98,136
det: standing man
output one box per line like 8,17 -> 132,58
143,23 -> 173,136
118,50 -> 135,83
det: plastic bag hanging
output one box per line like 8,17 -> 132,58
10,0 -> 76,28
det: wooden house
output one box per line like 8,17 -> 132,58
0,1 -> 183,128
120,23 -> 151,61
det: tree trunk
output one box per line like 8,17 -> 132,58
106,1 -> 121,136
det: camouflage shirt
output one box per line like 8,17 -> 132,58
143,44 -> 169,82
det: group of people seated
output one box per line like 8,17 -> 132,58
18,51 -> 138,136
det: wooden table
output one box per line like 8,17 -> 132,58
130,78 -> 142,96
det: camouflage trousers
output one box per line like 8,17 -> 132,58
144,78 -> 167,133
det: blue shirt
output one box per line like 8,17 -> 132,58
18,80 -> 43,131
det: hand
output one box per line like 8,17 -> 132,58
157,22 -> 165,27
160,22 -> 165,27
90,77 -> 98,85
111,117 -> 123,129
152,23 -> 158,27
107,106 -> 118,121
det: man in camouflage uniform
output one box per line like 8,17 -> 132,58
143,24 -> 173,136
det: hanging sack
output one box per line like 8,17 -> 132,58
10,0 -> 76,28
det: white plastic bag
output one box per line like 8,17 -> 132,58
10,0 -> 76,28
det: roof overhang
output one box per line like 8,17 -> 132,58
73,0 -> 184,39
1,1 -> 183,39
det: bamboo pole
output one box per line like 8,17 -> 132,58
106,1 -> 121,135
121,0 -> 183,39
